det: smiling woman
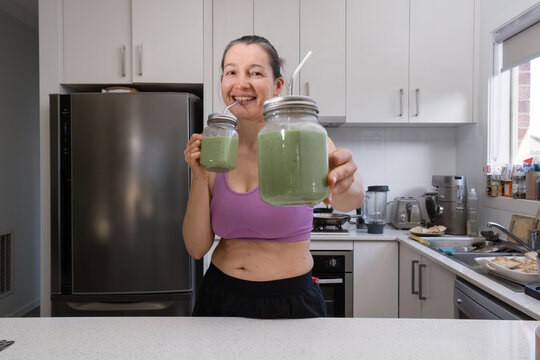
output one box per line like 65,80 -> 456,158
182,35 -> 364,318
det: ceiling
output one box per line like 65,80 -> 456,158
0,0 -> 38,29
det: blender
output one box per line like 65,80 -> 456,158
363,185 -> 390,234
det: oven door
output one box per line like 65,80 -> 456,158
317,273 -> 353,317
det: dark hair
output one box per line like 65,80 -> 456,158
220,35 -> 284,79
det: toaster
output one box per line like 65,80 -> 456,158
391,197 -> 422,229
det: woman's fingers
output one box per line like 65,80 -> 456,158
327,148 -> 357,197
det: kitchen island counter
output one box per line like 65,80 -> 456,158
0,317 -> 537,359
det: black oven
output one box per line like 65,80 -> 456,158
311,250 -> 353,317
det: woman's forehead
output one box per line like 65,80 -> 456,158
224,43 -> 271,67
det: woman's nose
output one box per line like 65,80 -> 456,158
235,74 -> 251,89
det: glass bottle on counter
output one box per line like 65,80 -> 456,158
467,188 -> 479,237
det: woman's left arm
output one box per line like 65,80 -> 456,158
323,137 -> 365,212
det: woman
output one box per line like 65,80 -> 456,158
183,35 -> 364,318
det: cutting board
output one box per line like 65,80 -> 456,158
508,213 -> 537,245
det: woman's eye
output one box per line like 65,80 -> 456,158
250,72 -> 262,77
225,71 -> 236,76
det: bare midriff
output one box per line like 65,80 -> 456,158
211,238 -> 313,281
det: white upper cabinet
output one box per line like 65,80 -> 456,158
347,0 -> 474,124
409,0 -> 474,124
300,0 -> 346,119
131,0 -> 203,84
347,0 -> 409,123
62,0 -> 203,84
63,0 -> 131,84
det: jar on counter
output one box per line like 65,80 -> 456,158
200,113 -> 239,173
512,175 -> 526,199
258,95 -> 329,207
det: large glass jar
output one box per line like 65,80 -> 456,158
258,95 -> 329,206
200,113 -> 239,173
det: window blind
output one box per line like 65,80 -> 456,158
493,2 -> 540,72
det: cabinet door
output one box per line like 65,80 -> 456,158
398,245 -> 422,318
254,0 -> 299,95
409,0 -> 474,123
212,0 -> 253,112
63,0 -> 131,84
346,0 -> 409,124
353,241 -> 398,318
419,256 -> 456,318
300,0 -> 345,118
132,0 -> 203,83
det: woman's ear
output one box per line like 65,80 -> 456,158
274,77 -> 284,97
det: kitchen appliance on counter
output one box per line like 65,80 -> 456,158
424,175 -> 467,235
50,92 -> 203,316
363,185 -> 389,234
390,197 -> 422,229
310,250 -> 353,317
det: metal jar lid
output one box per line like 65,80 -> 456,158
263,95 -> 319,117
207,112 -> 238,128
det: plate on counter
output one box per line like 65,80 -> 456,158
475,256 -> 539,285
409,225 -> 447,237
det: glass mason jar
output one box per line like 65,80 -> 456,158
258,95 -> 329,206
200,113 -> 239,173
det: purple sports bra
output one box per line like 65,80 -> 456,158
210,173 -> 313,242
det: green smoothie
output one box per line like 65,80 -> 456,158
258,129 -> 329,206
200,136 -> 238,173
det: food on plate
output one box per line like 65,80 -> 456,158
409,225 -> 447,234
491,256 -> 538,273
524,251 -> 537,261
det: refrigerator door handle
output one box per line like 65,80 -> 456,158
67,301 -> 174,311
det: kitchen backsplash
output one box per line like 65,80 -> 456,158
327,126 -> 457,216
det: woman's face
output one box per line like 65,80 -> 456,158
221,43 -> 283,120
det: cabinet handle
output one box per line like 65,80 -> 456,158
138,45 -> 143,76
399,88 -> 404,116
418,263 -> 426,300
306,82 -> 310,97
411,260 -> 418,295
121,45 -> 126,77
414,88 -> 420,116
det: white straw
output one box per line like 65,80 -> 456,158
289,50 -> 313,96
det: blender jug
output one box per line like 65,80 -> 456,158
363,185 -> 390,234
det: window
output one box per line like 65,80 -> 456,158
490,4 -> 540,167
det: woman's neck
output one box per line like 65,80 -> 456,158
237,117 -> 265,149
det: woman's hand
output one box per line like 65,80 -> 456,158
323,148 -> 357,205
184,133 -> 208,179
323,137 -> 364,211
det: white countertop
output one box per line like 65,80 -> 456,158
311,223 -> 540,320
0,317 -> 537,359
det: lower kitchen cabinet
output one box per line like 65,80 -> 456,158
353,241 -> 398,318
399,244 -> 456,318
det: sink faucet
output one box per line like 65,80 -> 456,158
486,222 -> 533,252
530,229 -> 540,251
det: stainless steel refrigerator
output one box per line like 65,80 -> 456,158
50,92 -> 203,316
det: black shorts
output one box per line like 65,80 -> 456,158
192,263 -> 327,319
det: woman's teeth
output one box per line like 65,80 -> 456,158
234,96 -> 255,101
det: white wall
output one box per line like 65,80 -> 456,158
459,0 -> 540,230
0,9 -> 40,316
328,126 -> 456,219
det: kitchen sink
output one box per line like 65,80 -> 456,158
415,237 -> 526,292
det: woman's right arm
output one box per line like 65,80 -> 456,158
182,134 -> 215,260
